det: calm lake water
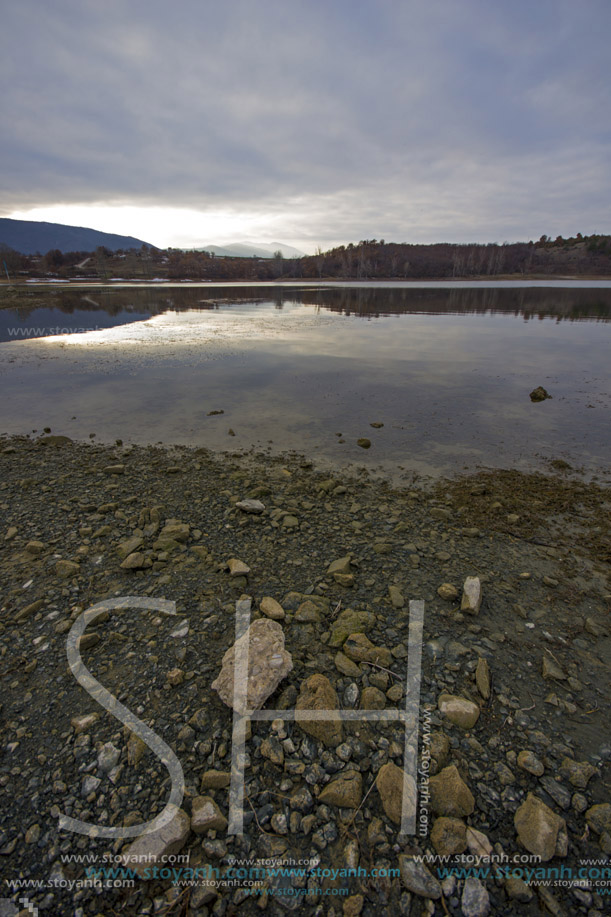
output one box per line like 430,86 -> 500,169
1,282 -> 610,481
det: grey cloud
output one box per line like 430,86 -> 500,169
2,0 -> 610,242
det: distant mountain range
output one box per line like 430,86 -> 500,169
196,241 -> 306,259
0,218 -> 154,255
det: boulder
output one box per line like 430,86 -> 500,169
211,612 -> 292,713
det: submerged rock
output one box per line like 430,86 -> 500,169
530,386 -> 552,402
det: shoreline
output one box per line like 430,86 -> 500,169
0,433 -> 609,914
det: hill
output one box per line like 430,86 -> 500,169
0,218 -> 154,255
196,242 -> 306,259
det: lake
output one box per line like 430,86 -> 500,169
1,282 -> 610,481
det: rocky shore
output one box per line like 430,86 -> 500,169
0,434 -> 609,916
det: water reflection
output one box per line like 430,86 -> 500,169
0,284 -> 609,480
0,283 -> 610,344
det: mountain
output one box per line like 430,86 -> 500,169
0,218 -> 154,255
197,241 -> 306,259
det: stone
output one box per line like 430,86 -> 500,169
295,600 -> 321,623
514,793 -> 566,861
329,609 -> 374,647
25,824 -> 41,844
517,750 -> 544,776
343,633 -> 392,668
530,386 -> 551,402
542,655 -> 567,680
437,583 -> 458,601
327,555 -> 352,576
461,877 -> 490,917
585,616 -> 608,637
167,668 -> 184,686
438,693 -> 480,729
360,686 -> 386,709
295,674 -> 343,747
333,572 -> 354,587
357,438 -> 371,448
211,612 -> 292,713
56,559 -> 80,578
375,761 -> 416,825
558,757 -> 597,789
191,796 -> 228,834
260,736 -> 284,767
97,742 -> 121,773
504,876 -> 533,902
334,652 -> 361,677
15,599 -> 44,622
397,856 -> 442,899
120,553 -> 149,570
429,765 -> 475,817
343,894 -> 364,917
429,731 -> 450,769
160,522 -> 190,542
585,803 -> 611,835
104,464 -> 125,474
82,775 -> 101,796
25,540 -> 44,555
388,585 -> 405,608
127,733 -> 146,767
466,826 -> 493,858
227,558 -> 250,577
260,596 -> 285,620
319,771 -> 363,808
71,713 -> 99,734
236,499 -> 265,514
282,514 -> 299,528
121,809 -> 190,877
372,541 -> 392,554
461,576 -> 482,615
117,536 -> 144,559
475,658 -> 490,700
431,817 -> 467,855
200,770 -> 231,790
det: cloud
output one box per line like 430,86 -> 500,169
2,0 -> 610,247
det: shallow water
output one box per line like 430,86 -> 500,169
1,283 -> 610,480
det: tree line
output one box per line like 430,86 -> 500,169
2,233 -> 610,281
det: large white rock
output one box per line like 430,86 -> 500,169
212,616 -> 292,713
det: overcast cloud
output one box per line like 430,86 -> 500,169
2,0 -> 610,250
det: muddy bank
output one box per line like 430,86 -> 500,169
0,435 -> 609,916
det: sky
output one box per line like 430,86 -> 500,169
2,0 -> 610,254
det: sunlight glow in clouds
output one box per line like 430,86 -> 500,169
2,0 -> 610,248
8,205 -> 297,251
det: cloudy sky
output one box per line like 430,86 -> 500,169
2,0 -> 610,253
